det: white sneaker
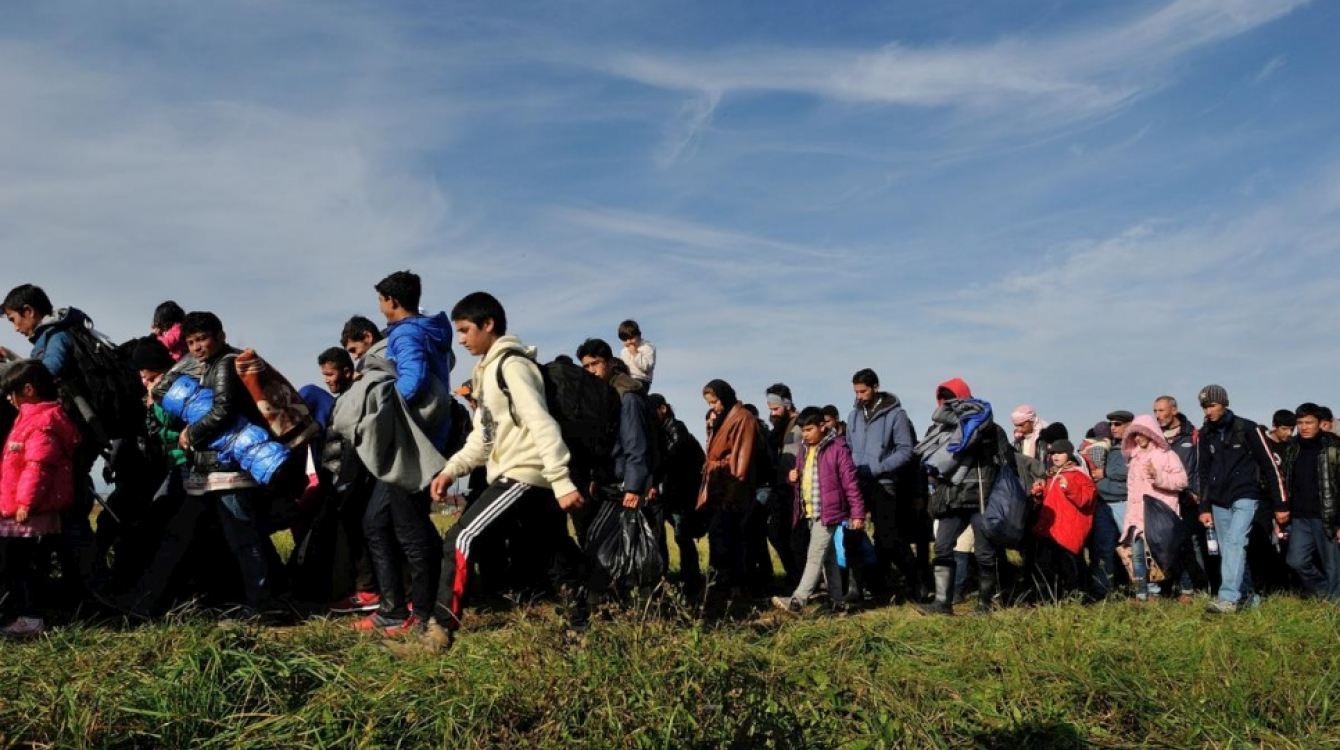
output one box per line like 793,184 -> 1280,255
0,616 -> 44,638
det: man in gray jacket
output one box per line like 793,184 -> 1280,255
1089,409 -> 1132,599
846,368 -> 926,603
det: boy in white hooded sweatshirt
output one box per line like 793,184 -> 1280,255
392,292 -> 588,655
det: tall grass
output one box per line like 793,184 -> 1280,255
1,594 -> 1337,749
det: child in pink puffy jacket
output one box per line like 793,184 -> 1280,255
1121,414 -> 1188,601
0,360 -> 82,638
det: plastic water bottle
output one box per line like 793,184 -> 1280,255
1206,526 -> 1220,556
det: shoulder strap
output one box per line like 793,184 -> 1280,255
492,349 -> 525,425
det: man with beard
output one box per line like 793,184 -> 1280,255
846,368 -> 926,604
764,383 -> 804,592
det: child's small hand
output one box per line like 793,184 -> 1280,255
848,517 -> 865,531
14,507 -> 28,524
178,429 -> 191,449
788,469 -> 798,483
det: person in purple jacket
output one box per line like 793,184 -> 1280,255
771,407 -> 867,616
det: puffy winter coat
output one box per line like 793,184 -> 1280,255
385,313 -> 456,449
1121,415 -> 1188,540
846,392 -> 917,495
0,401 -> 82,517
1031,462 -> 1096,554
791,434 -> 867,527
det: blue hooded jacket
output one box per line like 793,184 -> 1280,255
385,312 -> 456,448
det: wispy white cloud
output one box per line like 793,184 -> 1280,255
596,0 -> 1309,134
1253,54 -> 1288,83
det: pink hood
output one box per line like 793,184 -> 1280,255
1120,415 -> 1170,458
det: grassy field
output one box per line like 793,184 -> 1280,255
1,588 -> 1337,749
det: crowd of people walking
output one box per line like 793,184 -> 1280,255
0,272 -> 1335,656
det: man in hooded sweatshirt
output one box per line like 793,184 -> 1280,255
846,368 -> 926,603
352,270 -> 455,637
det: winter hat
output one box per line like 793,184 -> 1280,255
1272,409 -> 1297,428
1198,384 -> 1229,407
1010,404 -> 1037,426
130,336 -> 174,372
1047,439 -> 1076,455
1038,422 -> 1069,444
1092,420 -> 1113,441
648,393 -> 667,410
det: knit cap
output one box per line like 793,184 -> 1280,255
1198,384 -> 1229,407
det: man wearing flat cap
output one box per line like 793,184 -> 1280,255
1088,409 -> 1133,600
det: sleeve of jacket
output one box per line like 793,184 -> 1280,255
15,427 -> 63,509
1249,424 -> 1287,512
730,414 -> 756,484
441,396 -> 488,480
872,408 -> 915,477
837,444 -> 866,520
619,392 -> 653,493
628,343 -> 655,373
40,330 -> 74,381
1197,436 -> 1212,513
1152,451 -> 1189,493
1065,472 -> 1098,511
1324,444 -> 1340,532
1181,439 -> 1201,497
189,355 -> 242,449
387,327 -> 430,405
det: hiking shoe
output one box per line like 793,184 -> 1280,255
1205,599 -> 1238,615
770,596 -> 802,616
0,617 -> 45,639
351,612 -> 408,633
329,591 -> 381,615
382,614 -> 423,637
381,619 -> 453,657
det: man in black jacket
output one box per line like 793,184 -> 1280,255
1280,403 -> 1340,600
1196,384 -> 1288,613
178,312 -> 286,617
649,394 -> 708,596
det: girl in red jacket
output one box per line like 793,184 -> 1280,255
0,360 -> 82,638
1028,439 -> 1097,601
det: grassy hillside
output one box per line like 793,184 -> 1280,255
1,593 -> 1336,749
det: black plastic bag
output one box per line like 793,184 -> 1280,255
1143,495 -> 1187,578
591,503 -> 664,589
980,464 -> 1029,547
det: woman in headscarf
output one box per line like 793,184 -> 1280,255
698,380 -> 758,595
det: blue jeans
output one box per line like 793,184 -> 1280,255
1088,500 -> 1126,599
1211,499 -> 1257,604
1286,517 -> 1340,601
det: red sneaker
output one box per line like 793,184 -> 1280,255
351,612 -> 405,633
329,591 -> 381,614
382,614 -> 423,637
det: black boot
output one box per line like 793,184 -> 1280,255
975,570 -> 999,614
915,566 -> 955,616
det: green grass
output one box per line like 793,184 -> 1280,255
1,593 -> 1337,749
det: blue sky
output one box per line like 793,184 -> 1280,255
2,0 -> 1337,438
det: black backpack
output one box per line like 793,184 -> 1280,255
60,324 -> 147,443
442,396 -> 474,458
495,351 -> 620,483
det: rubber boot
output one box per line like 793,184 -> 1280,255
975,569 -> 999,614
915,566 -> 955,616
